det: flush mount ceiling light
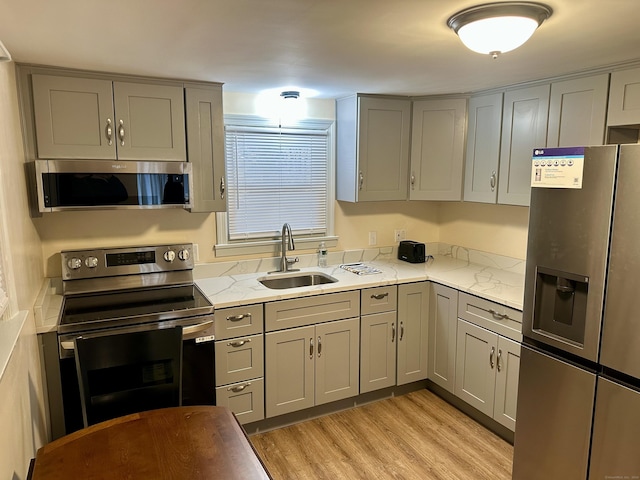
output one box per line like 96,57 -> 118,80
447,2 -> 552,59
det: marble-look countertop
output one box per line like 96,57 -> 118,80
34,244 -> 525,335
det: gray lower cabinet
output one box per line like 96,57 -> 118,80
427,283 -> 458,393
31,73 -> 186,161
396,282 -> 429,385
265,317 -> 360,417
360,285 -> 398,393
455,319 -> 521,431
214,304 -> 264,424
185,85 -> 226,212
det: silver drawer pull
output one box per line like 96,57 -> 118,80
488,308 -> 509,320
227,313 -> 251,322
228,382 -> 251,393
227,339 -> 251,347
371,292 -> 389,300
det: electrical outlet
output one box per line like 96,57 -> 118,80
394,229 -> 406,242
192,243 -> 199,262
368,231 -> 377,246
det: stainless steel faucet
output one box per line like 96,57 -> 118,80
273,223 -> 299,273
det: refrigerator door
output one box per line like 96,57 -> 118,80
588,377 -> 640,479
512,345 -> 596,480
601,144 -> 640,378
523,145 -> 617,362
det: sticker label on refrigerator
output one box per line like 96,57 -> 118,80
531,147 -> 585,189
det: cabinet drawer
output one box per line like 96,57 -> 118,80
215,334 -> 264,386
215,378 -> 264,424
214,304 -> 263,340
457,292 -> 522,342
265,291 -> 360,332
361,285 -> 398,315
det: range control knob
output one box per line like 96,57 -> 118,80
163,250 -> 176,262
67,257 -> 82,270
178,249 -> 190,261
85,256 -> 99,268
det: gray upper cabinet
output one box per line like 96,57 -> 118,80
498,84 -> 550,206
463,92 -> 503,204
31,73 -> 186,161
607,66 -> 640,126
185,85 -> 226,212
547,74 -> 609,147
409,98 -> 467,201
336,95 -> 410,202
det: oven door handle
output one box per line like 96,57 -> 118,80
182,320 -> 214,337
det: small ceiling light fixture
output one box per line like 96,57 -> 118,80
447,2 -> 552,59
280,90 -> 300,100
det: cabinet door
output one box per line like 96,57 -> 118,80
454,319 -> 497,418
498,84 -> 550,206
464,93 -> 503,203
113,82 -> 186,161
397,282 -> 429,385
357,97 -> 410,201
315,318 -> 360,405
607,67 -> 640,126
493,336 -> 520,431
427,283 -> 458,393
265,325 -> 314,417
185,85 -> 226,212
215,334 -> 264,386
32,74 -> 116,159
409,98 -> 466,201
547,74 -> 609,147
360,311 -> 397,393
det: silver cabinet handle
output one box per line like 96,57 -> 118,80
410,172 -> 416,189
317,336 -> 322,357
359,171 -> 364,190
400,321 -> 404,341
228,382 -> 251,393
310,338 -> 314,359
490,346 -> 495,369
391,323 -> 396,342
105,118 -> 113,146
488,308 -> 509,320
219,177 -> 225,199
227,313 -> 251,322
182,320 -> 214,336
118,119 -> 125,146
497,349 -> 503,372
371,292 -> 389,300
490,171 -> 496,191
227,338 -> 251,347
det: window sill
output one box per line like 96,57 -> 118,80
214,236 -> 338,258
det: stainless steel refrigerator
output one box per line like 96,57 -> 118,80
512,144 -> 640,479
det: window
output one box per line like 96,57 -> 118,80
216,115 -> 335,256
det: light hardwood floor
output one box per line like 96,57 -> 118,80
250,389 -> 513,480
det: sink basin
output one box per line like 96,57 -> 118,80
258,272 -> 338,290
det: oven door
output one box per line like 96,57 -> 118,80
57,315 -> 215,436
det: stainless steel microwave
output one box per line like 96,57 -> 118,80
33,159 -> 193,213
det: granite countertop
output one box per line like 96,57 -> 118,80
33,245 -> 525,335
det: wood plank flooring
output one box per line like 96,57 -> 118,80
250,389 -> 513,480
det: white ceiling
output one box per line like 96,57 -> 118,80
1,0 -> 639,99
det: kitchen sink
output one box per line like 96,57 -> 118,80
258,272 -> 338,289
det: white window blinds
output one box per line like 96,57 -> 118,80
225,126 -> 329,241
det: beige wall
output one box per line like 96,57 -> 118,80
0,61 -> 47,480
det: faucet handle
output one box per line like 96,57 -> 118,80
287,256 -> 300,266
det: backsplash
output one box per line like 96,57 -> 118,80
194,242 -> 525,279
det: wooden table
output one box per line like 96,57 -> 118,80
30,406 -> 273,479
